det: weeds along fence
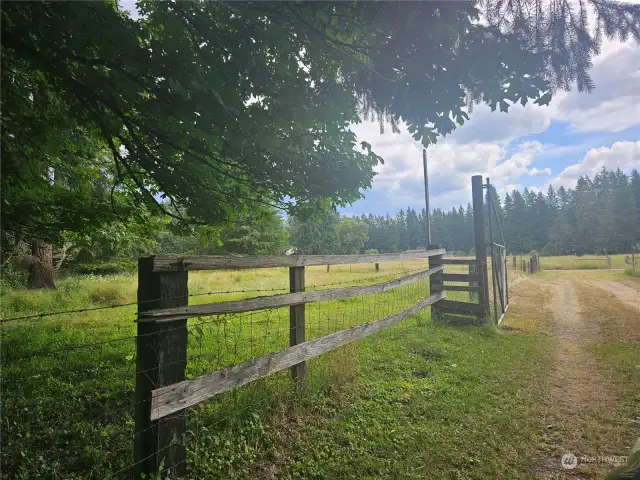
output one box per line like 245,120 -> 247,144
1,248 -> 489,478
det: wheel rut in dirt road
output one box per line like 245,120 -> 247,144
536,278 -> 619,479
547,280 -> 615,410
586,279 -> 640,312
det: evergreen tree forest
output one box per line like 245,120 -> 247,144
353,167 -> 640,255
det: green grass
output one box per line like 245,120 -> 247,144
624,268 -> 640,277
575,263 -> 600,270
255,322 -> 548,480
1,260 -> 548,478
593,341 -> 640,424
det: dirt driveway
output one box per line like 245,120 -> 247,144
511,271 -> 639,479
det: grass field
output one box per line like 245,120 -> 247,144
535,253 -> 634,270
1,259 -> 636,479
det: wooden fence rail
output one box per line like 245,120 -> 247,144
138,266 -> 445,323
152,249 -> 446,272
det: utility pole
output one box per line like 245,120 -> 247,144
422,148 -> 432,247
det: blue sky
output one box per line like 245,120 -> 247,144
343,39 -> 640,216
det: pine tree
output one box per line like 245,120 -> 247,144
397,209 -> 408,251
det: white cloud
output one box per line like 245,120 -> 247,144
347,36 -> 639,214
352,120 -> 553,210
447,102 -> 553,145
553,42 -> 640,133
551,141 -> 640,188
447,39 -> 640,143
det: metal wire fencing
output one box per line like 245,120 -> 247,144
1,258 -> 442,479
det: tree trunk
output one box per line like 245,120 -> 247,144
28,239 -> 56,289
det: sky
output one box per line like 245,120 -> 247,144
345,39 -> 640,216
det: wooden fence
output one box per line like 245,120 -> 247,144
135,248 -> 500,476
133,248 -> 495,476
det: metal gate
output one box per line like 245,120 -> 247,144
485,178 -> 509,324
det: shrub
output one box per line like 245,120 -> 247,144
365,249 -> 379,254
0,267 -> 28,290
624,268 -> 640,278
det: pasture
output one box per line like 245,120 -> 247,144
1,258 -> 638,479
537,253 -> 631,270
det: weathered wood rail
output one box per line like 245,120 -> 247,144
152,249 -> 445,271
134,248 -> 489,477
138,266 -> 444,323
149,291 -> 445,421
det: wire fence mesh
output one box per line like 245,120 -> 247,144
2,260 -> 444,478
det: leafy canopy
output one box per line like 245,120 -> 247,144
2,0 -> 638,241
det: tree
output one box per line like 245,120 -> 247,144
405,208 -> 421,250
396,209 -> 408,252
218,210 -> 290,255
610,169 -> 636,253
0,56 -> 144,286
289,210 -> 340,255
336,217 -> 369,254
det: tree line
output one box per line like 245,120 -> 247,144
504,168 -> 640,255
292,167 -> 640,256
3,167 -> 638,289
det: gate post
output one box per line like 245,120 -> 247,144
135,257 -> 188,478
471,175 -> 490,318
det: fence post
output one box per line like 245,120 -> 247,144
135,257 -> 188,478
375,262 -> 380,272
607,256 -> 612,269
289,266 -> 306,383
472,175 -> 490,318
512,256 -> 516,269
429,250 -> 443,318
633,253 -> 636,270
